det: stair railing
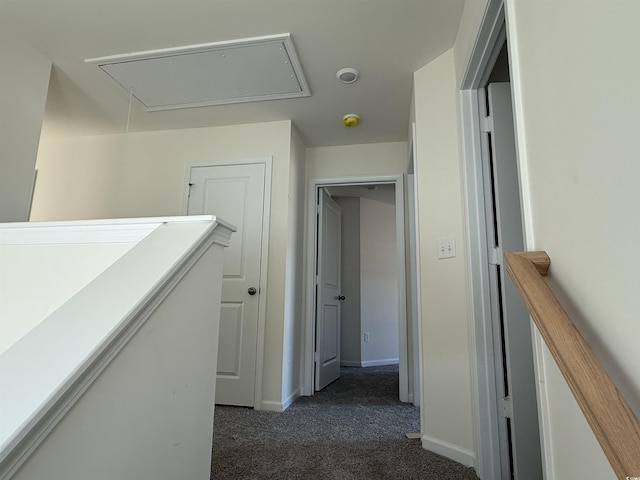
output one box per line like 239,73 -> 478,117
504,251 -> 640,480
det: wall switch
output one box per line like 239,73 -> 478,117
437,237 -> 456,259
364,332 -> 370,342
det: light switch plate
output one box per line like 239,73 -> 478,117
438,237 -> 456,259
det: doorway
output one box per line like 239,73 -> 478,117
326,184 -> 399,374
460,2 -> 543,478
302,175 -> 412,404
185,159 -> 271,409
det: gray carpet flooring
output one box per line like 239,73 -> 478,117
211,365 -> 479,479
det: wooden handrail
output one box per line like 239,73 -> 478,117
505,251 -> 640,480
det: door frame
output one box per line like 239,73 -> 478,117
407,123 -> 422,407
302,174 -> 409,403
459,1 -> 541,478
182,157 -> 272,410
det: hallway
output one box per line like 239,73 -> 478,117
211,365 -> 478,479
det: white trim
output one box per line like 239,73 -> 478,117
532,323 -> 555,480
460,0 -> 506,90
460,88 -> 502,480
260,401 -> 283,412
340,359 -> 400,368
393,176 -> 409,403
421,434 -> 476,468
260,388 -> 299,413
86,34 -> 294,64
252,160 -> 272,411
302,174 -> 408,405
183,157 -> 272,410
458,1 -> 510,478
86,34 -> 311,111
282,389 -> 299,411
360,358 -> 399,368
0,215 -> 221,245
408,122 -> 423,409
503,1 -> 535,252
504,2 -> 552,477
339,361 -> 362,367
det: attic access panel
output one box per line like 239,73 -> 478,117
86,34 -> 310,111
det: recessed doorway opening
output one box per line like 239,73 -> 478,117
302,174 -> 416,408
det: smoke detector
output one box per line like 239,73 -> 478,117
342,114 -> 360,128
336,67 -> 360,84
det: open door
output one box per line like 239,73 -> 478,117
315,188 -> 342,391
483,82 -> 543,479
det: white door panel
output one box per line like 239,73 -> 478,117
216,303 -> 243,377
188,163 -> 265,407
199,176 -> 249,277
315,189 -> 342,391
321,305 -> 339,362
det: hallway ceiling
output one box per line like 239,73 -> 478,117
1,0 -> 464,147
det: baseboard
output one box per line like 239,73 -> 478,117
260,400 -> 282,412
282,389 -> 299,411
260,389 -> 299,412
340,360 -> 362,367
360,358 -> 399,367
421,434 -> 476,468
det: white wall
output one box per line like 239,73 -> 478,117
335,197 -> 361,366
334,194 -> 399,368
503,1 -> 640,477
0,35 -> 51,222
360,197 -> 399,365
0,243 -> 134,355
413,49 -> 475,465
306,142 -> 408,179
9,235 -> 226,480
32,120 -> 301,410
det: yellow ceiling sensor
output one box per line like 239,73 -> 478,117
342,114 -> 360,127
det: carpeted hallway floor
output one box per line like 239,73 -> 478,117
211,365 -> 479,479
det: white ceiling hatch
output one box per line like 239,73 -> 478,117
85,34 -> 310,111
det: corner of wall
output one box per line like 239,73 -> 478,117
422,434 -> 476,468
413,46 -> 475,459
0,37 -> 52,221
281,123 -> 307,404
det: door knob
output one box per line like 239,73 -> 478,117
337,295 -> 345,301
248,287 -> 257,296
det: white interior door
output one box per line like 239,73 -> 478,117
483,82 -> 543,479
315,188 -> 342,391
187,163 -> 266,407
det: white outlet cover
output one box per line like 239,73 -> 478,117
437,237 -> 456,259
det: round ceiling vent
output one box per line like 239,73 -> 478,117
336,67 -> 360,84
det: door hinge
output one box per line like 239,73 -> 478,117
187,182 -> 194,198
481,115 -> 493,133
501,397 -> 513,417
489,247 -> 503,266
314,351 -> 320,363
